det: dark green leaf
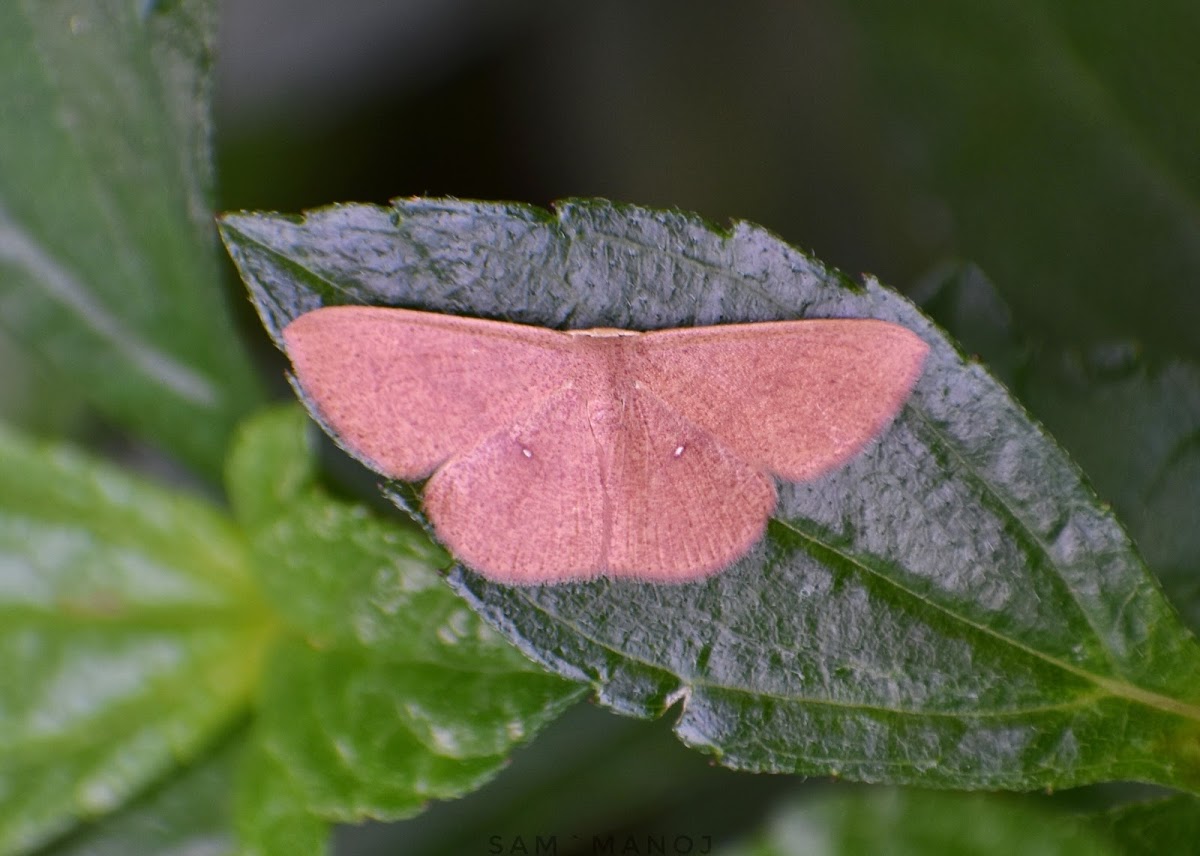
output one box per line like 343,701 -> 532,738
723,789 -> 1119,856
0,424 -> 272,853
844,0 -> 1200,360
39,737 -> 242,856
0,0 -> 262,476
226,405 -> 585,822
222,198 -> 1200,791
910,261 -> 1029,389
918,263 -> 1200,633
377,705 -> 785,856
1096,794 -> 1200,855
1023,352 -> 1200,632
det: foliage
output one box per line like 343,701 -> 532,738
1,1 -> 1198,854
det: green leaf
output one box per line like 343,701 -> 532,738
723,789 -> 1120,856
255,496 -> 457,654
235,739 -> 329,856
226,405 -> 585,823
843,0 -> 1200,359
221,197 -> 1200,792
0,423 -> 272,853
917,263 -> 1200,632
225,404 -> 319,532
39,737 -> 243,856
1096,794 -> 1200,855
0,329 -> 84,437
0,0 -> 262,476
910,261 -> 1029,389
226,406 -> 451,650
1023,352 -> 1200,632
257,638 -> 582,822
386,705 -> 784,856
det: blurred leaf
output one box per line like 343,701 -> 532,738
226,406 -> 449,650
235,740 -> 328,856
371,704 -> 790,856
254,492 -> 461,656
910,261 -> 1029,388
0,330 -> 84,438
0,423 -> 272,854
1096,794 -> 1200,855
257,638 -> 583,823
226,405 -> 585,823
1023,352 -> 1200,631
39,737 -> 242,856
221,197 -> 1200,792
722,789 -> 1119,856
225,404 -> 319,532
845,0 -> 1200,359
0,0 -> 262,476
918,263 -> 1200,633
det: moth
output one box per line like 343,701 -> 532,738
283,306 -> 928,584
